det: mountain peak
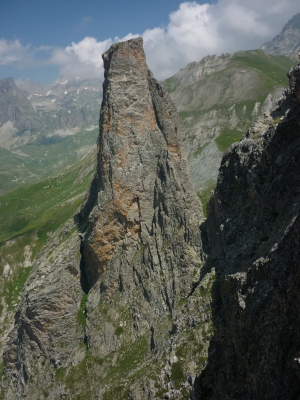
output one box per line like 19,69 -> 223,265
282,12 -> 300,32
261,12 -> 300,56
0,77 -> 18,94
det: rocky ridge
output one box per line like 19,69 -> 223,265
261,13 -> 300,56
1,38 -> 213,399
201,62 -> 300,399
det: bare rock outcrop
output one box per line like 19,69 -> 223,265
201,63 -> 300,399
1,38 -> 209,399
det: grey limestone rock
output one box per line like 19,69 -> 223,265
1,38 -> 208,399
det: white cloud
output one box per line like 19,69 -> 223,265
49,34 -> 140,79
1,1 -> 300,81
142,0 -> 300,79
0,39 -> 32,67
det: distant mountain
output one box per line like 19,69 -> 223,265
0,78 -> 40,131
17,77 -> 103,132
0,76 -> 102,193
261,13 -> 300,56
18,77 -> 102,96
162,50 -> 295,198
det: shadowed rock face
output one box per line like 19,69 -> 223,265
1,38 -> 207,399
202,63 -> 300,399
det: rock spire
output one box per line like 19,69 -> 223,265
2,37 -> 206,399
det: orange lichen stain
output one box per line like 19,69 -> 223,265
103,109 -> 112,132
118,41 -> 146,67
132,48 -> 148,67
147,104 -> 159,131
88,181 -> 141,285
117,149 -> 128,169
92,210 -> 122,264
167,142 -> 181,163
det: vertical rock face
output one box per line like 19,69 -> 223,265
1,38 -> 207,399
81,36 -> 204,354
203,63 -> 300,399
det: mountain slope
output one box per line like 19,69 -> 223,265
162,50 -> 295,195
0,146 -> 97,367
261,13 -> 300,56
0,77 -> 101,194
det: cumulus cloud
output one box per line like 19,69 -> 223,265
143,0 -> 300,79
51,0 -> 299,80
1,0 -> 300,81
0,39 -> 32,67
49,37 -> 112,78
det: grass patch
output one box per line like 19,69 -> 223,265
0,361 -> 4,378
103,386 -> 130,400
177,297 -> 187,309
161,76 -> 180,93
171,362 -> 185,390
197,181 -> 216,218
3,267 -> 32,312
110,336 -> 149,379
55,367 -> 66,382
115,326 -> 124,337
77,293 -> 88,327
215,128 -> 244,153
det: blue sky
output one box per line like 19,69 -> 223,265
0,0 -> 299,83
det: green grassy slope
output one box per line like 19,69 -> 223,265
0,146 -> 97,348
0,127 -> 98,195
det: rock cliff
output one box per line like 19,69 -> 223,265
201,62 -> 300,399
1,38 -> 212,399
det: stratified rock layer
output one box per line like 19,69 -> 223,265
1,38 -> 207,399
202,63 -> 300,399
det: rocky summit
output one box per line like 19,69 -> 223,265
261,13 -> 300,56
1,38 -> 213,399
